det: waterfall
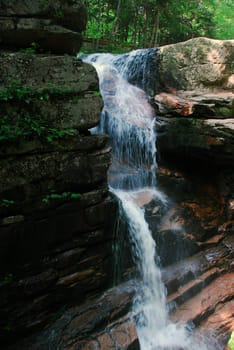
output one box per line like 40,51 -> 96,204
82,50 -> 214,350
85,50 -> 157,190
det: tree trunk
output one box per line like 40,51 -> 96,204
111,0 -> 122,36
150,9 -> 160,47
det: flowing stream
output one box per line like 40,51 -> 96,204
82,50 -> 215,350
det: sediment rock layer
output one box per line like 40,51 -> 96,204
0,1 -> 117,346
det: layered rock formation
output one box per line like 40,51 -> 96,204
1,11 -> 234,350
154,37 -> 234,166
0,0 -> 87,54
0,1 -> 117,347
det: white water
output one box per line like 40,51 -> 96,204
82,50 -> 214,350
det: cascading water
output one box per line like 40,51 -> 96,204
86,51 -> 157,190
82,50 -> 215,350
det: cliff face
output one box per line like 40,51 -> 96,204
152,38 -> 234,346
0,1 -> 117,345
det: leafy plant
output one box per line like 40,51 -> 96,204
93,91 -> 101,97
46,128 -> 77,142
20,42 -> 39,55
0,273 -> 14,287
0,199 -> 15,207
42,192 -> 81,203
0,80 -> 49,104
0,114 -> 77,143
0,80 -> 82,104
0,80 -> 83,143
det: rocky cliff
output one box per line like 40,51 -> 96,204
153,37 -> 234,348
0,1 -> 117,346
1,12 -> 234,349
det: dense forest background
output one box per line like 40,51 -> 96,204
83,0 -> 234,51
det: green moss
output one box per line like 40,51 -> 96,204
216,105 -> 233,118
0,199 -> 15,207
19,42 -> 39,55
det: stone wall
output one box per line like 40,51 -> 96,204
0,1 -> 117,346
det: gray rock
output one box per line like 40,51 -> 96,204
0,17 -> 83,54
0,0 -> 87,32
158,37 -> 234,91
0,53 -> 99,93
0,53 -> 102,131
0,0 -> 87,54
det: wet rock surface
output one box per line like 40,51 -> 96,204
4,281 -> 139,350
156,163 -> 234,348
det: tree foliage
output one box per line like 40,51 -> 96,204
212,0 -> 234,39
83,0 -> 234,50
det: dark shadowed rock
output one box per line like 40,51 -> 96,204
0,4 -> 118,344
156,116 -> 234,167
0,0 -> 87,32
0,0 -> 87,54
3,281 -> 138,350
0,18 -> 83,54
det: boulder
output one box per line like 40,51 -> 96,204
158,37 -> 234,91
0,53 -> 105,201
148,38 -> 234,169
150,38 -> 234,189
0,138 -> 111,202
